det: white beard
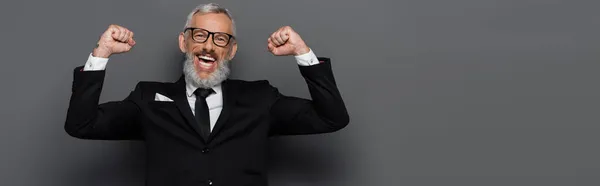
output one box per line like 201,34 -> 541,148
183,52 -> 230,88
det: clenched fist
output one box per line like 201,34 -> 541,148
92,24 -> 136,58
267,26 -> 310,56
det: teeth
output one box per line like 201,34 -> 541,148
199,61 -> 213,67
198,55 -> 215,62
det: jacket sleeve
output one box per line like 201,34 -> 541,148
64,66 -> 143,140
269,57 -> 350,136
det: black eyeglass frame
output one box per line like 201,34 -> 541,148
183,27 -> 235,47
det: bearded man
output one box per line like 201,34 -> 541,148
65,3 -> 349,186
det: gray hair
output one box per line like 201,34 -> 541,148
183,3 -> 236,36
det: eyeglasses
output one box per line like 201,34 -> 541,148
184,27 -> 235,47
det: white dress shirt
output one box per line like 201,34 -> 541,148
83,49 -> 321,131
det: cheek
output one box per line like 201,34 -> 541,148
216,48 -> 230,58
185,41 -> 202,52
188,44 -> 201,52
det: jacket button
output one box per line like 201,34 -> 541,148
202,148 -> 210,153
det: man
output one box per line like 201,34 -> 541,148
65,3 -> 349,186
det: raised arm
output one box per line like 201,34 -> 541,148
269,58 -> 349,135
64,24 -> 143,140
65,68 -> 143,140
266,26 -> 349,135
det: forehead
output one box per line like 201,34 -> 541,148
190,13 -> 233,34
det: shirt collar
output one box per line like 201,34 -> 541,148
185,81 -> 222,97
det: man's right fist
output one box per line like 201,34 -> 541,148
92,24 -> 136,58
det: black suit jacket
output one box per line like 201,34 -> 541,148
65,57 -> 349,186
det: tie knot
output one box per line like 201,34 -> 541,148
194,88 -> 214,98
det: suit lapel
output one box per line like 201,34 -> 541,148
167,76 -> 206,143
208,80 -> 238,142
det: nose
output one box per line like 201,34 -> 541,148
202,34 -> 215,52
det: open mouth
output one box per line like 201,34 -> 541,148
195,55 -> 217,70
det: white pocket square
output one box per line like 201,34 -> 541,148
154,93 -> 174,102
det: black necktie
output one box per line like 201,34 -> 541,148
194,88 -> 214,140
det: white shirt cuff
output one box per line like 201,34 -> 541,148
83,53 -> 109,71
294,49 -> 320,66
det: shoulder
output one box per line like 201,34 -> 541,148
133,81 -> 172,91
225,79 -> 279,99
226,79 -> 271,89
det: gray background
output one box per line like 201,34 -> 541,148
0,0 -> 599,185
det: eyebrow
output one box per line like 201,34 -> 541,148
188,27 -> 233,34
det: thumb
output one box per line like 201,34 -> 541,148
107,27 -> 120,40
267,42 -> 276,52
127,38 -> 136,46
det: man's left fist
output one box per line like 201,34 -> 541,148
267,26 -> 310,56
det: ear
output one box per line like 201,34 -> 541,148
178,32 -> 186,53
228,42 -> 238,60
